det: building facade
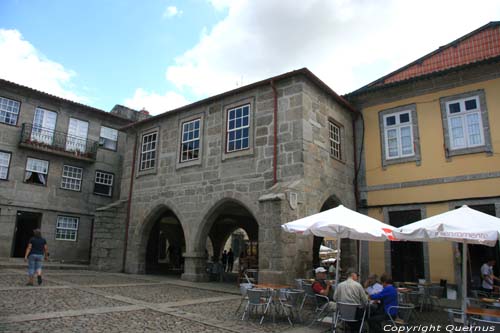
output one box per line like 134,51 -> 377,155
90,69 -> 359,283
0,79 -> 145,263
347,22 -> 500,289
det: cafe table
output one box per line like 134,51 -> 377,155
466,306 -> 500,322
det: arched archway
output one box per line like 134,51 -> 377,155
312,195 -> 342,268
139,206 -> 186,275
198,199 -> 259,280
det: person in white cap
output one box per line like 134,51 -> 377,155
312,267 -> 336,312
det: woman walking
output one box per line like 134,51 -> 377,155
24,229 -> 48,286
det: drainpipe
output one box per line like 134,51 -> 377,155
270,80 -> 278,185
122,131 -> 138,272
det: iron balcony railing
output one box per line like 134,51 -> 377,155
20,123 -> 98,161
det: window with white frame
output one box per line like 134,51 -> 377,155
329,121 -> 342,160
56,216 -> 79,241
66,118 -> 88,153
227,104 -> 250,152
32,108 -> 57,145
139,132 -> 157,171
99,126 -> 118,151
446,96 -> 484,150
383,111 -> 414,159
180,119 -> 200,162
94,171 -> 113,196
0,151 -> 11,180
25,158 -> 49,185
61,165 -> 83,191
0,96 -> 20,125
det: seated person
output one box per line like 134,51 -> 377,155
333,270 -> 368,331
368,276 -> 398,333
364,274 -> 383,295
312,267 -> 336,311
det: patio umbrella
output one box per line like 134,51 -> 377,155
392,205 -> 500,314
282,205 -> 395,285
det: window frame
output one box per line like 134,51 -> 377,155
139,131 -> 158,172
31,107 -> 58,145
0,150 -> 12,181
440,89 -> 492,159
445,96 -> 484,150
226,103 -> 251,154
24,157 -> 50,186
93,170 -> 114,197
0,95 -> 21,126
378,104 -> 421,169
180,118 -> 201,163
383,110 -> 415,160
66,117 -> 89,153
99,126 -> 118,151
328,119 -> 344,161
60,165 -> 83,192
55,215 -> 79,241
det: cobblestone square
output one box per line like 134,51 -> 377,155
0,268 -> 450,332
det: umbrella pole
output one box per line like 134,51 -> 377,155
335,237 -> 341,286
358,240 -> 362,281
462,241 -> 468,316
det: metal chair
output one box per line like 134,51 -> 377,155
470,317 -> 500,333
333,302 -> 366,333
428,286 -> 444,310
388,303 -> 414,328
236,283 -> 254,316
278,289 -> 305,326
307,294 -> 334,328
465,297 -> 485,308
242,288 -> 273,325
445,308 -> 464,328
300,283 -> 318,311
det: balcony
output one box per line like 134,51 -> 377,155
19,123 -> 98,162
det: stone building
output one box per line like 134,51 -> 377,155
0,79 -> 146,262
91,69 -> 359,283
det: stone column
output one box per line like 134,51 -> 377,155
181,252 -> 209,282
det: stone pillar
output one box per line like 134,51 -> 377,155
181,252 -> 209,282
90,200 -> 127,272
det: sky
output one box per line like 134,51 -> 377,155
0,0 -> 499,116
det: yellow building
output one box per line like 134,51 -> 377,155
347,22 -> 500,289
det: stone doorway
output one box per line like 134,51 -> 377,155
145,212 -> 185,276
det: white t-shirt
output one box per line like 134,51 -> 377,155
481,263 -> 494,290
366,282 -> 383,295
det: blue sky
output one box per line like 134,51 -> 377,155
1,0 -> 500,115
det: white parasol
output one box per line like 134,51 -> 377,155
282,205 -> 395,285
392,205 -> 500,315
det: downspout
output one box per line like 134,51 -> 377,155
271,80 -> 278,185
122,130 -> 138,272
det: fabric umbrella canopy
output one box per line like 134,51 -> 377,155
392,205 -> 500,314
320,245 -> 335,252
282,205 -> 396,285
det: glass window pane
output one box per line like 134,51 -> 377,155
386,116 -> 396,126
449,103 -> 461,114
466,113 -> 482,145
399,113 -> 410,123
465,99 -> 477,111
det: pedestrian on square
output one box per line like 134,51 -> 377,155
24,229 -> 48,286
227,248 -> 234,272
481,259 -> 500,295
221,250 -> 228,272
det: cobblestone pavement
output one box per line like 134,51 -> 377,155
0,268 -> 450,332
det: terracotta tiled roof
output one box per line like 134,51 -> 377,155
354,21 -> 500,92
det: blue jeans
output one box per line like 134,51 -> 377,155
28,254 -> 44,276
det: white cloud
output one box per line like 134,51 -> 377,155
0,29 -> 86,102
163,6 -> 183,18
124,88 -> 190,115
166,0 -> 500,96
